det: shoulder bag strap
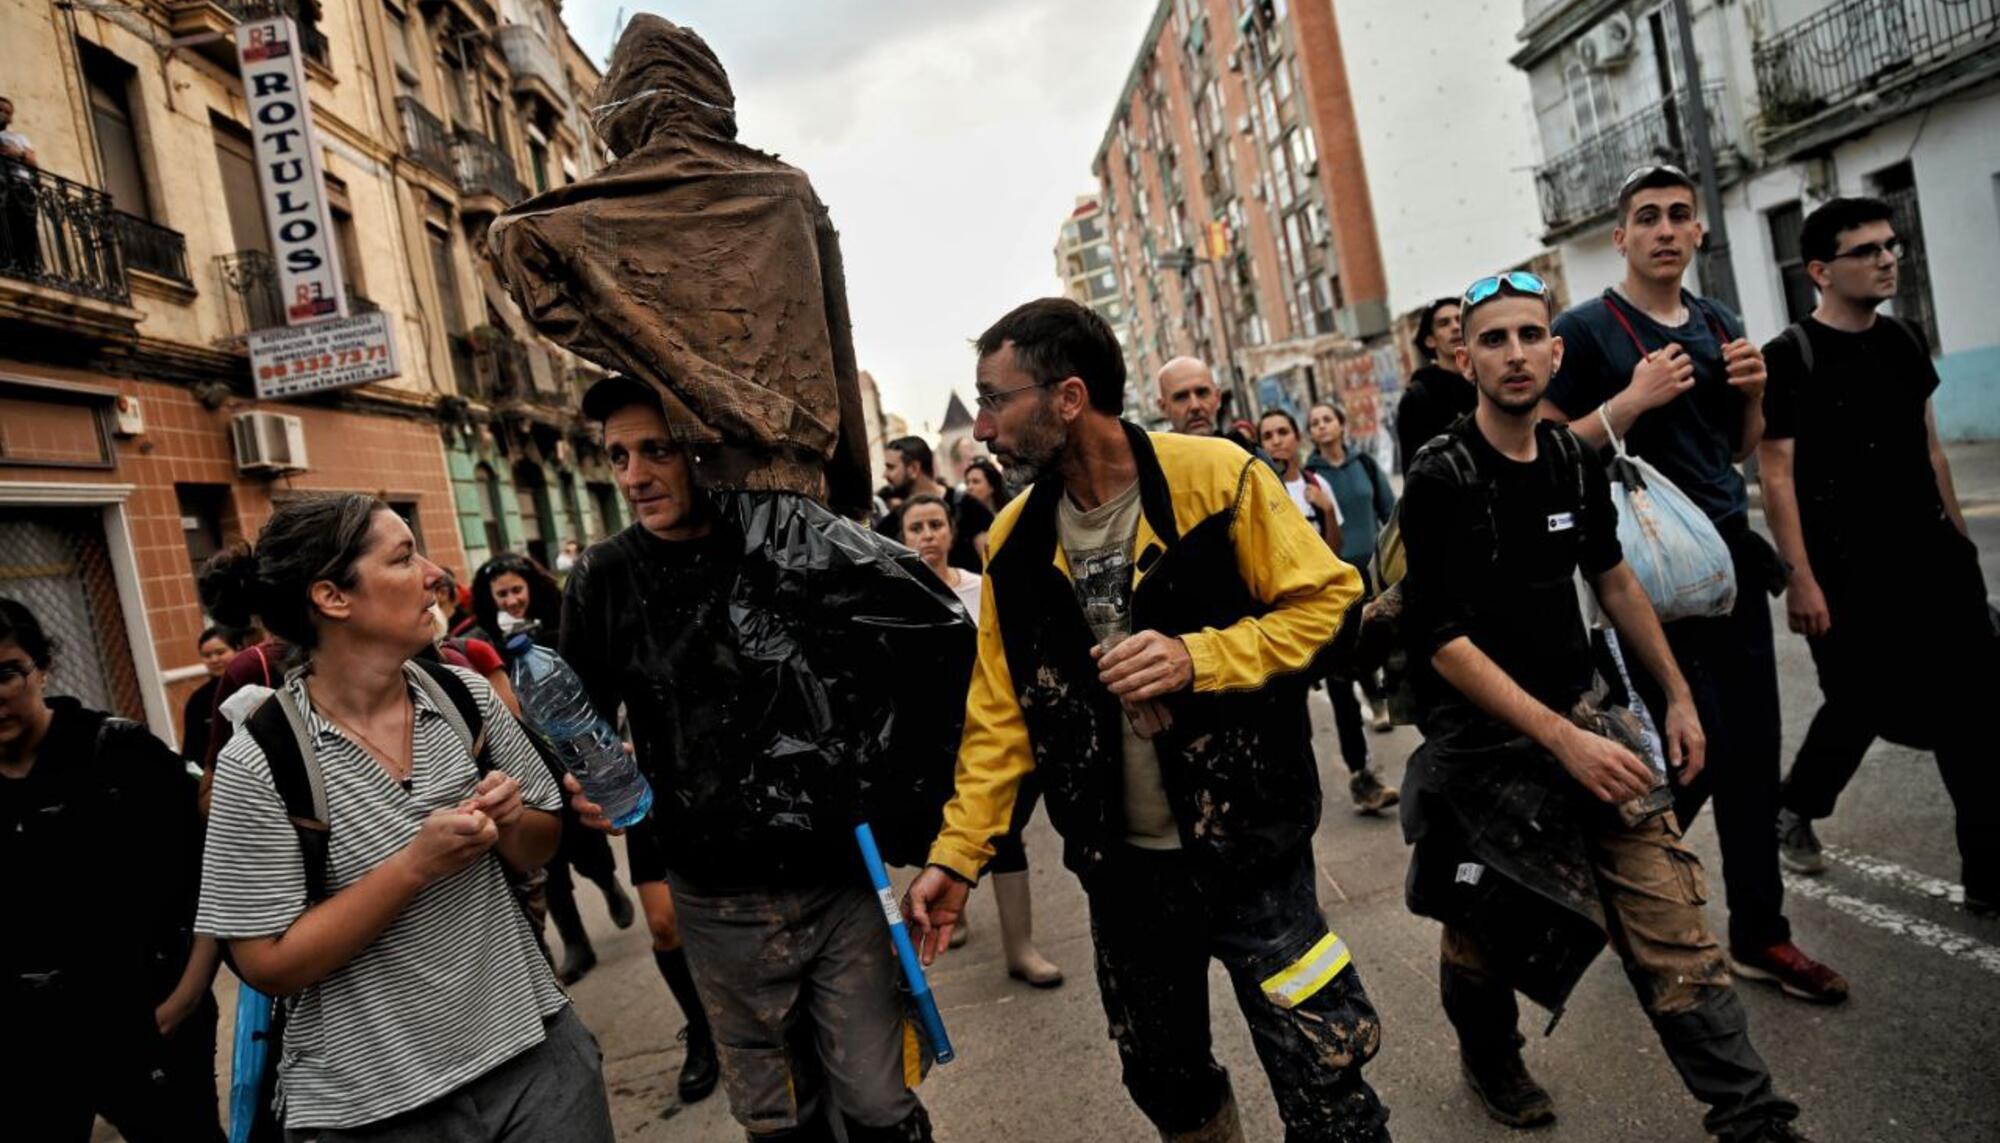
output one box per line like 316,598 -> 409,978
408,659 -> 490,776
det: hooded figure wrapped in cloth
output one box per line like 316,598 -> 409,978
490,14 -> 871,517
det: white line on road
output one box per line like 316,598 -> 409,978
1782,872 -> 2000,977
1824,846 -> 1965,906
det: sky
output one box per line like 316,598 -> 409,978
560,1 -> 1160,434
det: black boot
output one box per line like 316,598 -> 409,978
601,877 -> 636,929
1442,961 -> 1554,1128
842,1104 -> 934,1143
1649,989 -> 1801,1141
548,866 -> 596,985
654,948 -> 716,1102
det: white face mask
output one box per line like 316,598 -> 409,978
556,552 -> 577,572
496,611 -> 524,635
427,602 -> 451,642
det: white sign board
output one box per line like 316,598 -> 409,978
235,17 -> 347,326
250,311 -> 401,399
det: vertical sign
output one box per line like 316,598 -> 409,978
235,17 -> 347,326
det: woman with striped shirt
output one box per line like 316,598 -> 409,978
195,494 -> 613,1141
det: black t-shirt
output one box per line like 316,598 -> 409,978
1762,316 -> 1943,577
1396,363 -> 1477,474
1400,420 -> 1623,723
1548,289 -> 1750,523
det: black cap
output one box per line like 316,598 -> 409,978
580,374 -> 664,423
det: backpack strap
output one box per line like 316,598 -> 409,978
1603,290 -> 1734,357
1782,322 -> 1814,375
408,658 -> 491,776
243,687 -> 331,905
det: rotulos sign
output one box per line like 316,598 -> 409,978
235,15 -> 346,326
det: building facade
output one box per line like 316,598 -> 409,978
1513,0 -> 2000,438
1,0 -> 616,748
1053,194 -> 1148,420
1092,0 -> 1393,428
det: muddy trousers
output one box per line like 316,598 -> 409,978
1082,844 -> 1391,1142
666,876 -> 930,1142
1438,815 -> 1798,1140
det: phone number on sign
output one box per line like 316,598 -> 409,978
259,345 -> 390,380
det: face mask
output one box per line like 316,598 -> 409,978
497,611 -> 524,635
427,602 -> 450,642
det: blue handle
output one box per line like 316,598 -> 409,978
854,823 -> 955,1065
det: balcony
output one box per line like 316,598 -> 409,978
1754,0 -> 1999,154
1,157 -> 129,305
213,249 -> 285,341
1532,84 -> 1733,237
397,96 -> 454,180
452,129 -> 526,215
169,0 -> 328,70
113,212 -> 192,284
494,24 -> 569,115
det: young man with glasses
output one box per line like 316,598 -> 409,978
1540,165 -> 1849,1005
1757,197 -> 1998,915
1400,272 -> 1809,1141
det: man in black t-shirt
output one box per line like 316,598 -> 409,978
1542,165 -> 1848,1005
1401,274 -> 1807,1141
1757,197 -> 1998,915
1394,296 -> 1472,473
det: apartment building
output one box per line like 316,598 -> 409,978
0,0 -> 618,746
1053,194 -> 1146,420
1514,0 -> 2000,437
1092,0 -> 1391,428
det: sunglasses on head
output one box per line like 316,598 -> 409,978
1461,270 -> 1550,311
1619,163 -> 1692,195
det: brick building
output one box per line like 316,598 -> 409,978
0,0 -> 615,748
1093,0 -> 1392,427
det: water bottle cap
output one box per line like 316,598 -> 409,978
505,629 -> 537,653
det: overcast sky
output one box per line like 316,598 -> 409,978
561,1 -> 1158,434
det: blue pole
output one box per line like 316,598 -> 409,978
853,822 -> 956,1064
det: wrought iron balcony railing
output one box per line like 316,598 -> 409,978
452,128 -> 526,205
1754,0 -> 1999,130
0,156 -> 129,304
222,0 -> 330,65
397,96 -> 454,179
1533,84 -> 1730,234
113,211 -> 191,284
214,249 -> 285,340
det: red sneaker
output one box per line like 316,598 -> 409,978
1730,941 -> 1850,1004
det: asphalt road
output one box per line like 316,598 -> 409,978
128,448 -> 2000,1143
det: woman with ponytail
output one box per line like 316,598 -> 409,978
193,494 -> 613,1140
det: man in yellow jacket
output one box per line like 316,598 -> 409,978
907,299 -> 1392,1142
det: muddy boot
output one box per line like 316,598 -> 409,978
842,1105 -> 934,1142
992,871 -> 1063,988
1349,767 -> 1400,815
1459,1040 -> 1555,1129
655,948 -> 716,1102
1159,1091 -> 1244,1143
1650,989 -> 1799,1141
1442,961 -> 1552,1127
598,875 -> 636,930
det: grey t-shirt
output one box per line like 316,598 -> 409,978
1057,480 -> 1181,851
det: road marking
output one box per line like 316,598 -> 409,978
1824,846 -> 1964,906
1782,872 -> 2000,977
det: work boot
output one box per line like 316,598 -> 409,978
675,1025 -> 718,1104
842,1105 -> 934,1142
1460,1045 -> 1555,1129
1349,767 -> 1400,815
557,940 -> 597,986
600,877 -> 637,929
992,871 -> 1063,988
949,903 -> 970,949
1729,941 -> 1848,1004
1775,809 -> 1827,875
1160,1091 -> 1244,1142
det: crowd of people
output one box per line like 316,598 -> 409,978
4,167 -> 1993,1143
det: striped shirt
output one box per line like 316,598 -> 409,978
196,663 -> 567,1130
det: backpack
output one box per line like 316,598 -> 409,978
1778,314 -> 1925,375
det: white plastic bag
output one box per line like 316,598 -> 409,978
1599,408 -> 1736,622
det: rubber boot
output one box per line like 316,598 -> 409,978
1159,1091 -> 1244,1143
597,874 -> 636,930
842,1104 -> 934,1143
992,871 -> 1063,988
655,948 -> 717,1103
1442,961 -> 1554,1128
548,865 -> 597,985
1649,989 -> 1800,1141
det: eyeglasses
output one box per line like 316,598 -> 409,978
0,662 -> 34,693
974,380 -> 1050,412
1827,236 -> 1905,263
1461,270 -> 1551,311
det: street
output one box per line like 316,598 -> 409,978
151,445 -> 2000,1143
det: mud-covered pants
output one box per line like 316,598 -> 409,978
1083,844 -> 1391,1142
667,876 -> 930,1141
1440,814 -> 1799,1139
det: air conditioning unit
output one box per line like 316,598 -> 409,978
231,412 -> 309,475
1578,13 -> 1636,71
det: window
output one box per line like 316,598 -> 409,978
81,44 -> 149,219
1290,125 -> 1317,176
211,117 -> 269,254
1868,162 -> 1939,351
1565,61 -> 1615,142
1270,141 -> 1295,208
528,140 -> 549,193
513,462 -> 550,568
332,208 -> 365,300
475,463 -> 507,555
1766,202 -> 1816,325
485,94 -> 508,150
385,3 -> 420,99
387,500 -> 426,553
426,225 -> 467,333
587,481 -> 620,537
1283,210 -> 1307,279
176,484 -> 230,586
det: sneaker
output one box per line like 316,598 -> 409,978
1460,1048 -> 1556,1129
1730,941 -> 1849,1004
1350,767 -> 1401,815
1775,809 -> 1827,875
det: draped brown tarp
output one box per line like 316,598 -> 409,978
489,15 -> 871,516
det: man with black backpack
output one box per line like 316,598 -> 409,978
1757,196 -> 1998,916
1541,165 -> 1848,1005
1400,272 -> 1809,1142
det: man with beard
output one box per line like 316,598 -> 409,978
1541,165 -> 1847,1005
1757,197 -> 1998,914
1394,297 -> 1471,473
879,435 -> 991,572
906,298 -> 1391,1142
1400,271 -> 1809,1141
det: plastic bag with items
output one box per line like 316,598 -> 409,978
1597,408 -> 1736,623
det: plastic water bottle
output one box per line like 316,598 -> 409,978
505,631 -> 654,829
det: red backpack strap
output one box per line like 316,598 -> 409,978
1600,293 -> 1649,356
